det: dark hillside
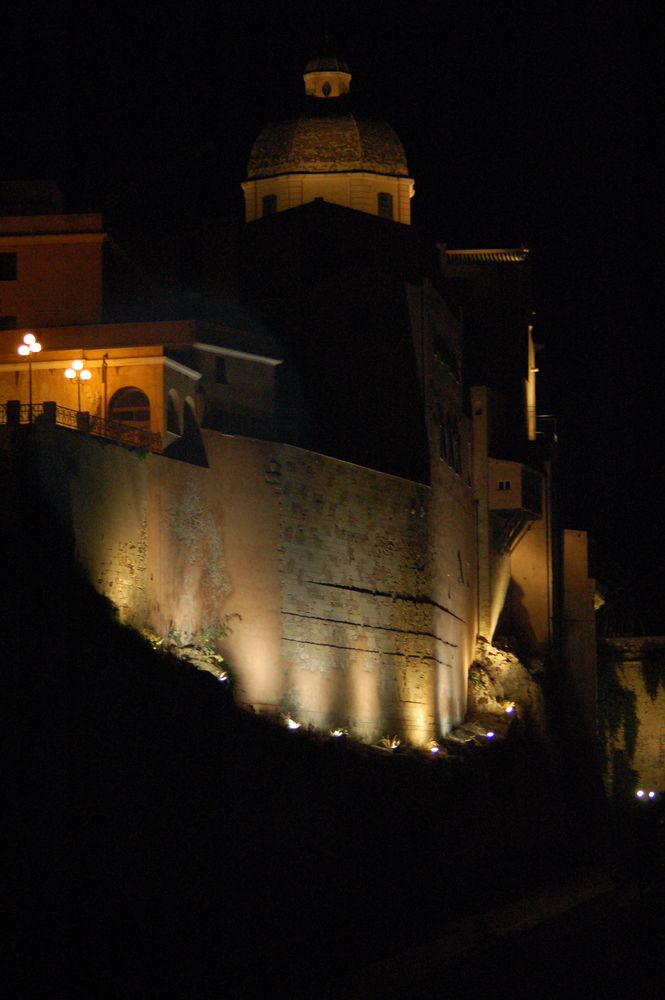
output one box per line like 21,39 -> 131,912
3,427 -> 606,998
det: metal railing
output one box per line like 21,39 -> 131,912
0,401 -> 162,452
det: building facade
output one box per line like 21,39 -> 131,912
0,55 -> 597,745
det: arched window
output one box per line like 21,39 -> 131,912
109,387 -> 150,429
183,397 -> 199,436
440,420 -> 451,465
167,390 -> 181,435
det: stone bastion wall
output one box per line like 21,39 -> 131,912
30,426 -> 476,745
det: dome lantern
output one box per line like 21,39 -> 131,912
303,54 -> 352,99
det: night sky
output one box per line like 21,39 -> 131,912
6,3 -> 659,628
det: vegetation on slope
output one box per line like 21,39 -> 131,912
2,429 -> 607,998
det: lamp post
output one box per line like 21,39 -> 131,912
17,332 -> 42,422
64,359 -> 92,412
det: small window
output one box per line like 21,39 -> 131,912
0,253 -> 17,281
322,81 -> 331,97
0,315 -> 17,330
215,356 -> 228,384
377,193 -> 393,219
262,194 -> 277,217
498,480 -> 511,491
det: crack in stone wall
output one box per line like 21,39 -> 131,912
307,578 -> 468,624
283,608 -> 459,650
275,445 -> 457,741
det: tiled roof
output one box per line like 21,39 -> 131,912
247,113 -> 409,179
445,248 -> 529,265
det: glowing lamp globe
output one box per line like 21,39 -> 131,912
18,333 -> 42,356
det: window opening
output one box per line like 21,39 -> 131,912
167,393 -> 180,435
262,194 -> 277,217
0,253 -> 17,280
215,356 -> 228,384
377,193 -> 393,219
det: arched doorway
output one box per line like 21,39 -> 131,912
109,387 -> 151,429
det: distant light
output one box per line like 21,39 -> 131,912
284,715 -> 300,730
65,368 -> 76,379
23,332 -> 36,346
18,345 -> 30,357
648,791 -> 656,800
636,789 -> 645,799
486,731 -> 495,739
330,728 -> 345,738
72,359 -> 84,371
430,744 -> 440,754
505,704 -> 515,715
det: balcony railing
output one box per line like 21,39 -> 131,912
0,400 -> 162,452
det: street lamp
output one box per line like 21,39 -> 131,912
17,332 -> 42,422
64,359 -> 92,412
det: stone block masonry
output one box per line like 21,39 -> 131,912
275,445 -> 437,743
30,426 -> 476,746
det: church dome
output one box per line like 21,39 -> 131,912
246,111 -> 410,180
242,54 -> 414,224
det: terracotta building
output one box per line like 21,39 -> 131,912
0,55 -> 596,745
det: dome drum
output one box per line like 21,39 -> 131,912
242,171 -> 415,224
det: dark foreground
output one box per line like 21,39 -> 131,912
335,872 -> 665,998
3,432 -> 662,998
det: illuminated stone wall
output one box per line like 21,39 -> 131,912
406,277 -> 478,733
562,529 -> 597,734
33,426 -> 477,746
272,445 -> 435,743
602,638 -> 665,794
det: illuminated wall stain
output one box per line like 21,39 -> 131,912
164,486 -> 231,642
